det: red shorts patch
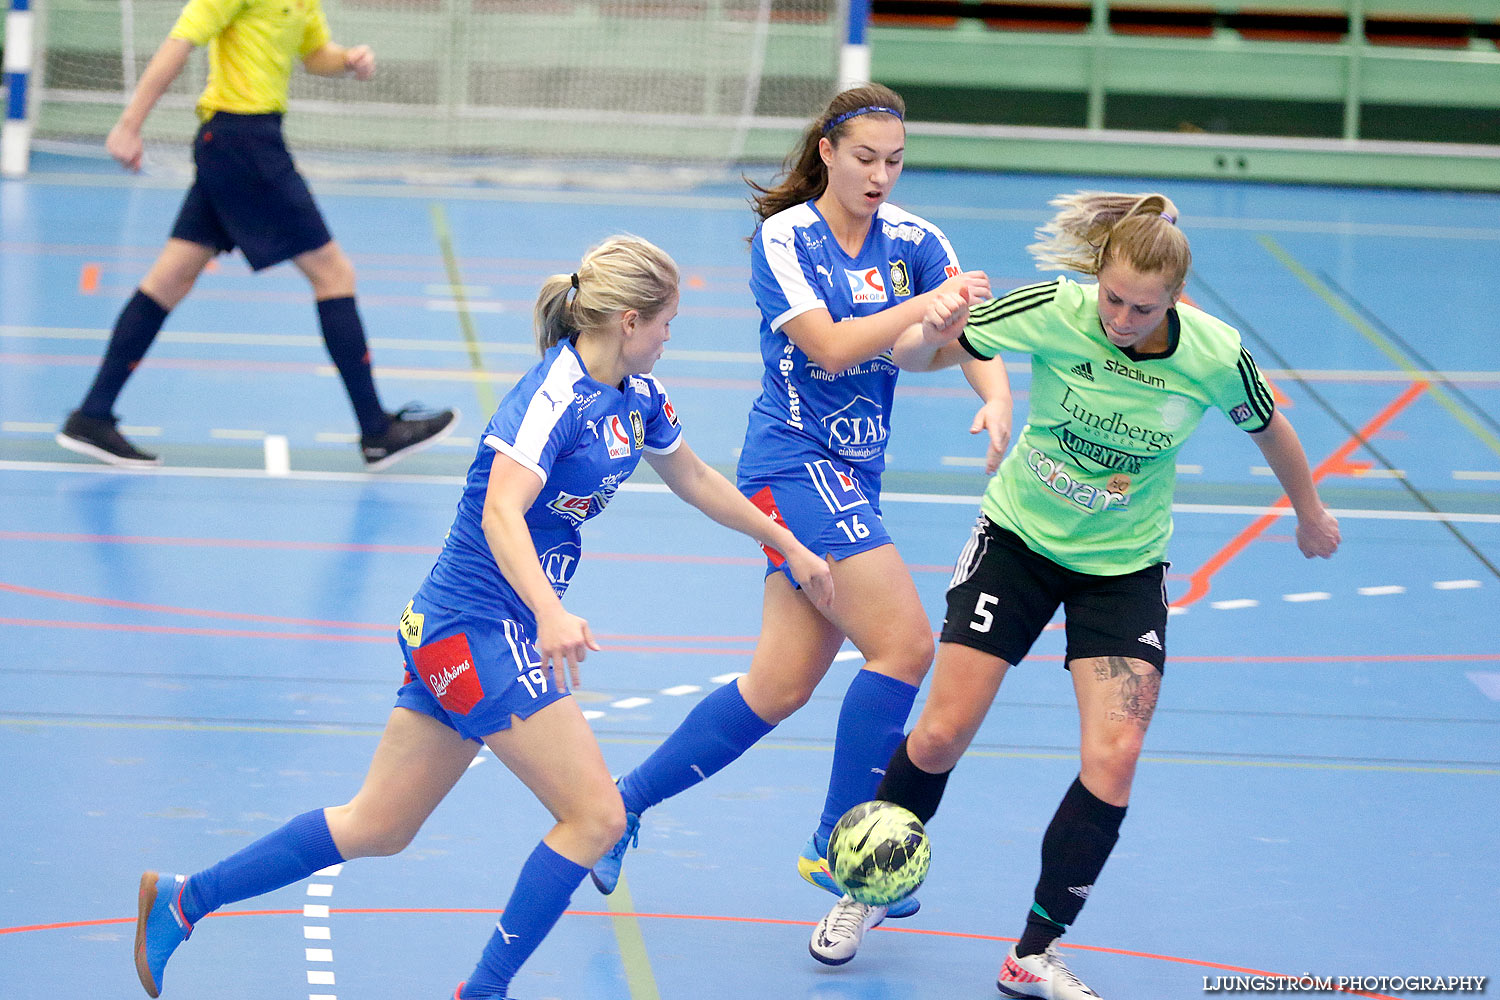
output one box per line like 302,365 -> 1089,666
411,632 -> 485,715
748,485 -> 787,567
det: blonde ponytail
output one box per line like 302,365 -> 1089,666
533,236 -> 679,355
1027,191 -> 1190,288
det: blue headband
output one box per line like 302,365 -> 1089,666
822,105 -> 904,134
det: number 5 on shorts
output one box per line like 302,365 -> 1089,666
970,593 -> 998,633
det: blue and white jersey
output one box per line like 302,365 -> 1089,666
419,339 -> 683,617
741,200 -> 960,483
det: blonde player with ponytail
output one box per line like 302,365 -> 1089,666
871,193 -> 1340,998
131,236 -> 832,1000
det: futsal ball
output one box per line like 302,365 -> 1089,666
827,800 -> 931,906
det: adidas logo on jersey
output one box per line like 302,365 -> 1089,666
1070,361 -> 1094,381
1068,884 -> 1092,899
1138,629 -> 1162,650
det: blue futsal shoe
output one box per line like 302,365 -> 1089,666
134,871 -> 193,997
798,832 -> 920,918
589,810 -> 640,894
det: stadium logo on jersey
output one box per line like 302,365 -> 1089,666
662,397 -> 679,427
538,541 -> 582,594
1229,403 -> 1254,425
821,395 -> 887,461
1071,361 -> 1095,381
888,260 -> 911,298
845,267 -> 888,304
629,410 -> 645,449
412,633 -> 484,715
605,415 -> 631,459
1104,357 -> 1166,389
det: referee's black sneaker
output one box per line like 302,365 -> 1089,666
361,405 -> 460,471
56,410 -> 162,468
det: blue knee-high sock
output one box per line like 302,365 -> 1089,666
616,680 -> 774,816
815,670 -> 919,845
461,841 -> 588,999
80,289 -> 169,419
316,296 -> 388,438
179,809 -> 344,925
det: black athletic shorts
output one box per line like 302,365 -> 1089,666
170,112 -> 332,271
940,516 -> 1170,672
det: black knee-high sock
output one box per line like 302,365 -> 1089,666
875,735 -> 951,824
317,296 -> 388,438
1017,775 -> 1127,957
79,289 -> 169,419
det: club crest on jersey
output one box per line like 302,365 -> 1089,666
845,267 -> 888,304
888,260 -> 911,298
629,410 -> 645,449
605,414 -> 631,459
538,541 -> 582,595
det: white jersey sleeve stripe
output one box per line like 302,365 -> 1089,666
502,349 -> 586,487
485,434 -> 546,485
761,211 -> 823,333
644,434 -> 684,456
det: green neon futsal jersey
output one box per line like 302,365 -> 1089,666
958,276 -> 1275,575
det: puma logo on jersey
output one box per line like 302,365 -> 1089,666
1070,361 -> 1094,381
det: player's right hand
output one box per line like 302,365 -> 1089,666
936,269 -> 991,307
921,290 -> 971,347
106,122 -> 144,172
786,546 -> 834,612
535,608 -> 599,692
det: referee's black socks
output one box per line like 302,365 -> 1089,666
1018,775 -> 1127,957
875,735 -> 951,824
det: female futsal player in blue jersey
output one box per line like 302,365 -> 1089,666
589,84 -> 1012,963
131,236 -> 834,1000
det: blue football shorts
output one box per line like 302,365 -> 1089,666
170,112 -> 332,271
739,456 -> 891,584
393,594 -> 570,742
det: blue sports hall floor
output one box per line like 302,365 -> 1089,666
1,151 -> 1497,1000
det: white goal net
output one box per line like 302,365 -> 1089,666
31,0 -> 840,182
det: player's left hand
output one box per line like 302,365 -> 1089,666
1295,508 -> 1340,558
786,546 -> 834,612
344,45 -> 376,80
969,398 -> 1012,475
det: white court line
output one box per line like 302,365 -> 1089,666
1358,585 -> 1406,596
2,460 -> 1499,523
1467,672 -> 1500,701
304,905 -> 330,918
611,697 -> 652,709
660,685 -> 702,696
709,672 -> 746,684
1283,592 -> 1332,602
307,884 -> 334,897
1434,580 -> 1481,590
304,926 -> 331,940
1454,471 -> 1500,481
833,651 -> 864,662
1211,599 -> 1259,610
582,710 -> 606,720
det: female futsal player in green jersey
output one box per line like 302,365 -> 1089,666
874,191 -> 1341,999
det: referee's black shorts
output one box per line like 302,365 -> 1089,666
170,111 -> 333,271
940,516 -> 1170,673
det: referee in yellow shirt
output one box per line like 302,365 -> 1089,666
58,0 -> 457,470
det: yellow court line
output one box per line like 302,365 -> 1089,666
428,203 -> 498,417
603,874 -> 663,1000
1258,235 -> 1500,461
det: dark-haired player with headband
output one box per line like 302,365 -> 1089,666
588,84 -> 1010,964
871,191 -> 1341,998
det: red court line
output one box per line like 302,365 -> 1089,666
1173,380 -> 1430,608
0,618 -> 388,643
0,581 -> 386,631
0,909 -> 1400,997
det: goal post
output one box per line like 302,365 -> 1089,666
24,0 -> 846,182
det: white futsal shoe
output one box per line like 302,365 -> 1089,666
996,943 -> 1102,999
808,893 -> 888,965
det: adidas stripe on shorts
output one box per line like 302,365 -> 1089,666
939,516 -> 1170,672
